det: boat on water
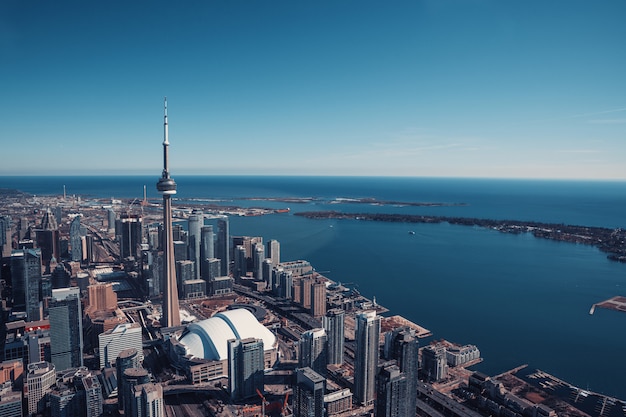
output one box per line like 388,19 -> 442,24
408,231 -> 415,235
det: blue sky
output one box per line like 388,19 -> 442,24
2,1 -> 625,179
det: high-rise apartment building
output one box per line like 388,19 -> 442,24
300,278 -> 313,309
49,287 -> 83,371
299,329 -> 327,377
227,338 -> 264,401
421,345 -> 448,382
310,280 -> 326,318
49,384 -> 80,417
200,226 -> 214,277
276,269 -> 293,299
188,210 -> 203,280
202,258 -> 221,282
117,348 -> 141,413
122,368 -> 151,414
107,209 -> 116,235
259,260 -> 272,292
375,364 -> 408,417
216,218 -> 230,277
233,245 -> 247,281
293,367 -> 325,417
26,361 -> 56,416
323,309 -> 345,365
253,244 -> 264,281
354,311 -> 380,406
383,327 -> 418,416
266,239 -> 280,267
175,260 -> 195,297
130,383 -> 164,417
77,371 -> 103,417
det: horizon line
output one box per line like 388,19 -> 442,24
1,173 -> 625,182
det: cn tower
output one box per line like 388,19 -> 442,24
156,97 -> 181,327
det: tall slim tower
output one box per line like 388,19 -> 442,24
188,210 -> 203,280
354,310 -> 380,406
299,328 -> 327,377
156,97 -> 180,328
216,218 -> 230,276
323,309 -> 345,365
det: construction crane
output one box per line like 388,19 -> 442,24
256,388 -> 268,417
281,391 -> 290,417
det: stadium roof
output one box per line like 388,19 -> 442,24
178,308 -> 276,361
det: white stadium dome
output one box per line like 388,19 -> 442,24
178,308 -> 276,361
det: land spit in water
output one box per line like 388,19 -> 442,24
294,210 -> 626,263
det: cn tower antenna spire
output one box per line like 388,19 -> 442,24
162,97 -> 171,178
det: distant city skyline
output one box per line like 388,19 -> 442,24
2,1 -> 625,179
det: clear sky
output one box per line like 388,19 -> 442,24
2,1 -> 625,179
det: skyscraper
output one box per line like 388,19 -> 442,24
277,269 -> 293,299
49,287 -> 83,371
106,209 -> 116,235
187,210 -> 203,280
375,364 -> 408,417
310,279 -> 326,318
116,348 -> 141,413
293,367 -> 325,417
266,239 -> 280,267
51,264 -> 70,290
354,311 -> 380,406
156,97 -> 181,328
383,327 -> 418,417
0,216 -> 11,258
233,245 -> 247,281
253,244 -> 264,281
122,368 -> 150,414
10,249 -> 42,322
200,225 -> 214,277
262,259 -> 273,290
299,328 -> 327,377
69,216 -> 82,262
116,214 -> 142,260
175,260 -> 195,297
323,309 -> 345,365
227,338 -> 264,401
35,209 -> 59,273
216,218 -> 230,277
202,258 -> 221,282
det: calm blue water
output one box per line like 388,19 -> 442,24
2,175 -> 626,398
